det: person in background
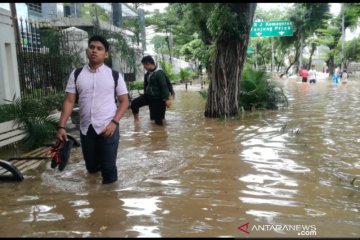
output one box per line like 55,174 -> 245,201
131,55 -> 171,126
56,35 -> 129,184
341,69 -> 348,84
308,64 -> 317,84
300,66 -> 308,83
332,71 -> 339,83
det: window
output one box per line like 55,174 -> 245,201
26,3 -> 41,14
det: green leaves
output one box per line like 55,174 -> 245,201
159,61 -> 175,81
179,39 -> 206,62
345,37 -> 360,62
128,81 -> 144,91
207,4 -> 250,41
239,66 -> 288,110
344,3 -> 360,29
0,95 -> 62,149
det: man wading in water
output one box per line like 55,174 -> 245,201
56,35 -> 129,184
131,55 -> 173,126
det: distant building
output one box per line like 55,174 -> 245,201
0,3 -> 142,50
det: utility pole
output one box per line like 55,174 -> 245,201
94,3 -> 99,33
271,38 -> 274,72
138,8 -> 146,54
112,3 -> 122,28
299,32 -> 304,71
341,3 -> 345,73
169,28 -> 174,63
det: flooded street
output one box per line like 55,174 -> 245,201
0,76 -> 360,237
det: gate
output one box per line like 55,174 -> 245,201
15,18 -> 82,100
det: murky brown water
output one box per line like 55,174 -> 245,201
0,76 -> 360,237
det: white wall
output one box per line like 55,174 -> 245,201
156,54 -> 196,74
61,27 -> 88,67
0,8 -> 21,104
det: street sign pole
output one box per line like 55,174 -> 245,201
271,38 -> 274,72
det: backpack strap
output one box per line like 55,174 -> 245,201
74,67 -> 83,104
74,67 -> 119,104
112,70 -> 119,103
158,69 -> 174,96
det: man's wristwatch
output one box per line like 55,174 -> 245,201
57,126 -> 65,130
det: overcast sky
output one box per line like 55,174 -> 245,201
141,3 -> 342,16
142,2 -> 357,43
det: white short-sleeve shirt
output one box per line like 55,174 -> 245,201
65,64 -> 128,135
308,69 -> 317,80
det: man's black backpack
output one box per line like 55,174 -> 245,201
144,69 -> 175,97
158,69 -> 175,97
73,67 -> 119,104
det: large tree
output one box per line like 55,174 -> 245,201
344,37 -> 360,65
316,19 -> 342,75
146,6 -> 178,63
204,3 -> 257,118
316,3 -> 360,75
248,6 -> 289,72
288,3 -> 330,73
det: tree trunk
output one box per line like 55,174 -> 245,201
299,32 -> 304,69
258,52 -> 267,70
204,3 -> 256,118
285,62 -> 295,75
283,47 -> 299,76
308,53 -> 313,69
165,30 -> 172,64
308,44 -> 316,69
293,43 -> 301,74
327,56 -> 335,76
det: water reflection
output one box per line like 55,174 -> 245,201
121,197 -> 160,217
0,79 -> 360,237
121,197 -> 161,237
23,205 -> 62,222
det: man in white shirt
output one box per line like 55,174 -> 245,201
342,69 -> 348,84
56,35 -> 129,184
308,64 -> 317,84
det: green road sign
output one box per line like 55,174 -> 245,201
250,20 -> 293,38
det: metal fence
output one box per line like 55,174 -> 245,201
16,18 -> 78,100
14,17 -> 140,100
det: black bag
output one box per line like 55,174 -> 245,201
50,135 -> 80,171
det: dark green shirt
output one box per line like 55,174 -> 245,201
144,68 -> 170,100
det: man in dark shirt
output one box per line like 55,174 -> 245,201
131,55 -> 172,126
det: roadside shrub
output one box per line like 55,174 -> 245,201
129,80 -> 144,92
239,67 -> 288,110
0,95 -> 60,149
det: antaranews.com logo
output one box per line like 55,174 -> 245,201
238,222 -> 317,236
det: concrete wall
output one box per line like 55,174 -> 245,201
154,54 -> 196,74
109,39 -> 144,81
61,27 -> 88,67
0,8 -> 20,104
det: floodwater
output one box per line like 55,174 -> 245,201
0,75 -> 360,237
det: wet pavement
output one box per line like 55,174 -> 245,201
0,75 -> 359,237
